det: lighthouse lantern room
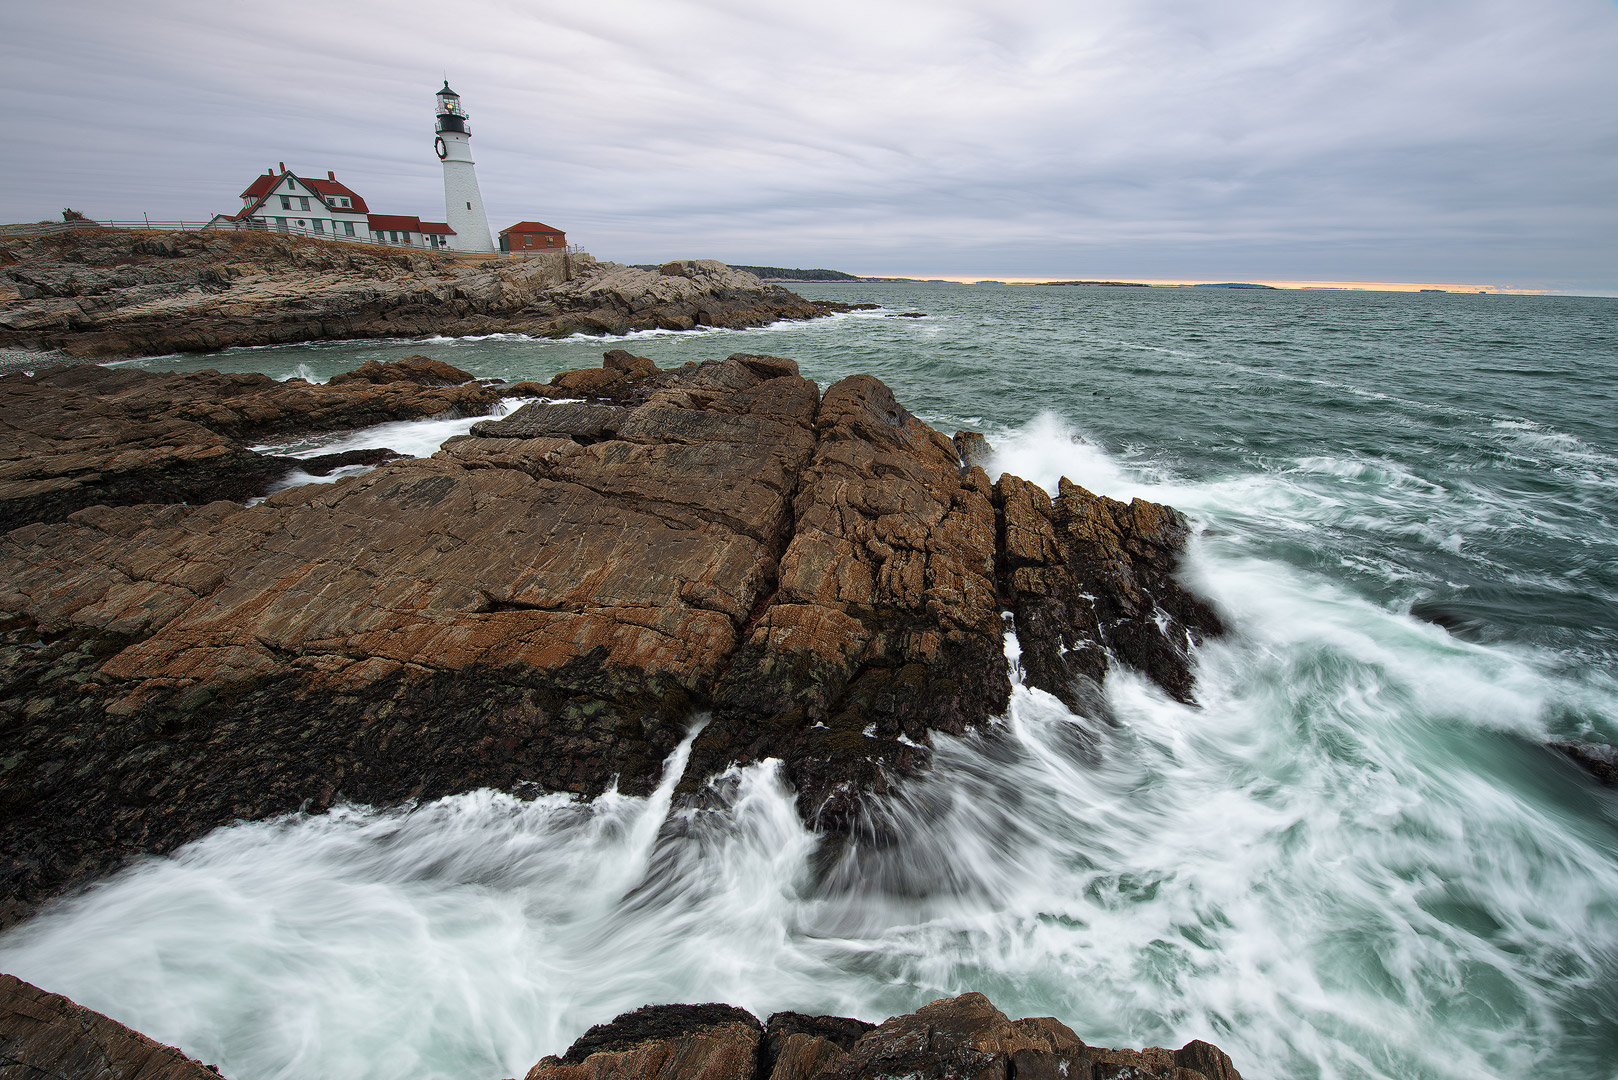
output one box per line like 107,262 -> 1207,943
434,82 -> 496,253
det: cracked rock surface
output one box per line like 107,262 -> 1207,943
0,350 -> 1221,926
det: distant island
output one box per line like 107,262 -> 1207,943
634,264 -> 863,282
1039,280 -> 1153,288
1187,282 -> 1277,290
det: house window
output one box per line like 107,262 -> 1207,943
402,232 -> 412,243
339,197 -> 350,207
275,217 -> 287,227
343,222 -> 355,236
547,236 -> 556,245
389,231 -> 398,241
286,179 -> 296,190
280,195 -> 291,209
298,197 -> 310,211
252,217 -> 265,225
313,219 -> 324,233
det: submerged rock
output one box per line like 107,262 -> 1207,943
0,231 -> 855,359
0,350 -> 1221,923
526,992 -> 1243,1080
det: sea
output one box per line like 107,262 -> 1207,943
3,283 -> 1615,1080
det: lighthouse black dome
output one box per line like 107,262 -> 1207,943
438,81 -> 460,98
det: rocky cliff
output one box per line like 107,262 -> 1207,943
0,350 -> 1221,927
0,976 -> 1242,1080
0,229 -> 852,358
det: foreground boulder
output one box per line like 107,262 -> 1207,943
526,993 -> 1242,1080
0,230 -> 852,358
0,973 -> 221,1079
0,351 -> 1220,924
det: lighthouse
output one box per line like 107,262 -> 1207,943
433,82 -> 495,253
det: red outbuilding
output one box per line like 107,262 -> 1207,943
499,221 -> 566,253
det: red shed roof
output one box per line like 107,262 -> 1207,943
368,214 -> 424,232
501,221 -> 565,235
418,221 -> 455,234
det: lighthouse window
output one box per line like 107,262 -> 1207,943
466,202 -> 472,210
280,196 -> 291,210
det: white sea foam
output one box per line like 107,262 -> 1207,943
247,398 -> 521,498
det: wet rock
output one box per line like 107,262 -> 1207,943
996,473 -> 1224,710
325,354 -> 474,386
1550,739 -> 1618,784
524,993 -> 1243,1080
528,1003 -> 762,1080
762,1013 -> 875,1080
0,972 -> 222,1079
0,230 -> 858,359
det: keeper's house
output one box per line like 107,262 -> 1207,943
211,165 -> 455,249
500,221 -> 566,254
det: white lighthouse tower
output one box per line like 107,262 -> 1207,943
433,82 -> 495,253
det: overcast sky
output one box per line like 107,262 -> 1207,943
4,0 -> 1616,291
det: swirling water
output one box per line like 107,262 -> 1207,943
6,285 -> 1617,1080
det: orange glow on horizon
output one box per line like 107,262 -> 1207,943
854,275 -> 1552,294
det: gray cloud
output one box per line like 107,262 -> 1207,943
4,0 -> 1615,291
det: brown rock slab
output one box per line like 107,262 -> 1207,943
0,972 -> 222,1079
527,1004 -> 762,1080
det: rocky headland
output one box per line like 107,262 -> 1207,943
0,349 -> 1235,1077
0,975 -> 1241,1080
0,349 -> 1222,927
0,229 -> 855,359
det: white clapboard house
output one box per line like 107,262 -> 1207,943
212,165 -> 455,249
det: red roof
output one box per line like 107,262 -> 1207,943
306,178 -> 369,213
501,221 -> 565,235
368,214 -> 424,232
418,221 -> 455,234
240,173 -> 280,200
239,170 -> 369,212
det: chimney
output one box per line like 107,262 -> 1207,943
328,171 -> 336,181
278,161 -> 286,173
